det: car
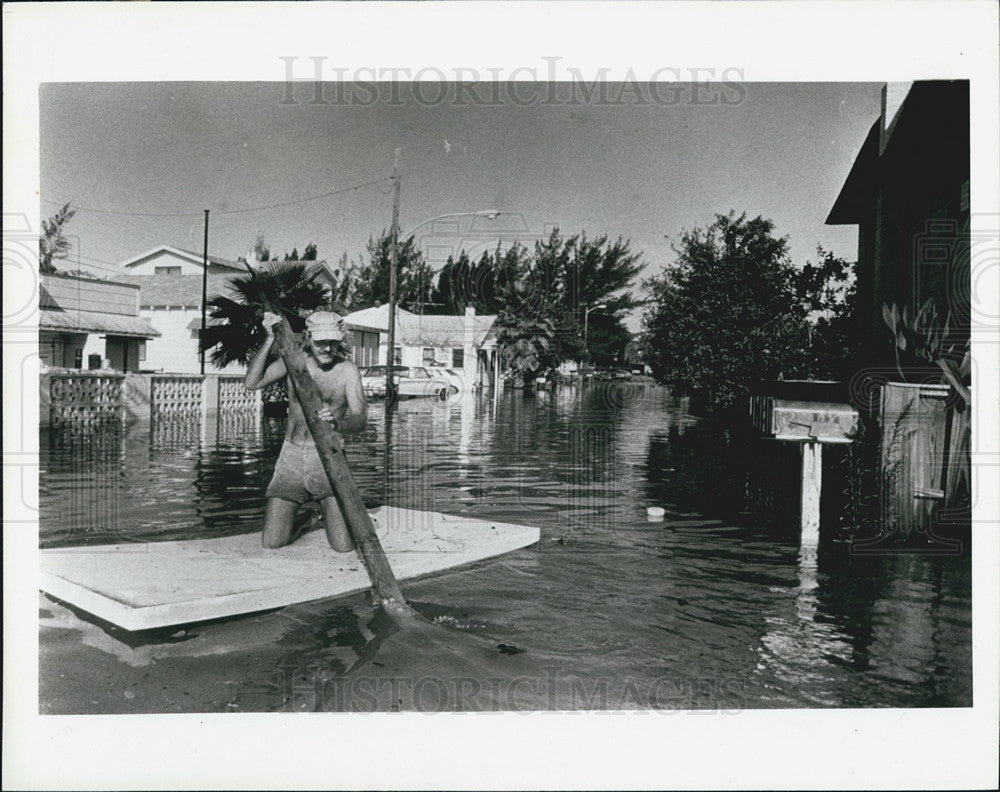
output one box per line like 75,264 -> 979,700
427,366 -> 467,392
592,368 -> 632,381
361,365 -> 458,400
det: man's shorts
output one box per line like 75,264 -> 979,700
265,438 -> 335,503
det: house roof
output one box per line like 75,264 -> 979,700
827,81 -> 969,226
40,307 -> 161,338
120,273 -> 239,307
119,245 -> 245,271
826,120 -> 880,225
344,304 -> 497,348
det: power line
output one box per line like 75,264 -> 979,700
40,178 -> 391,219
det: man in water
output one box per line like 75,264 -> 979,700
244,309 -> 367,551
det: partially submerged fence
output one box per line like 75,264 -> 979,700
878,382 -> 971,538
42,371 -> 261,432
48,371 -> 126,428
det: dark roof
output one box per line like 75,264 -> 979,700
826,120 -> 879,225
40,307 -> 161,338
120,273 -> 240,307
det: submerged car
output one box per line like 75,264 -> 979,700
427,367 -> 467,392
361,365 -> 459,400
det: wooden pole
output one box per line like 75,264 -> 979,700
269,317 -> 406,605
386,150 -> 401,401
241,260 -> 407,607
800,440 -> 822,547
200,209 -> 210,375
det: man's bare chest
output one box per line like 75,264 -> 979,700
304,363 -> 346,401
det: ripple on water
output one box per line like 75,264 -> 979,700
39,390 -> 972,710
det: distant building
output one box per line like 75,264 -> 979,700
826,81 -> 970,369
39,272 -> 161,371
344,304 -> 498,388
119,245 -> 346,374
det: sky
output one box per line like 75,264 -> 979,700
40,81 -> 882,327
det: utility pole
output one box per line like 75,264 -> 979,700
386,150 -> 401,401
200,209 -> 210,375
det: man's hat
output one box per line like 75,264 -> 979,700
305,311 -> 346,342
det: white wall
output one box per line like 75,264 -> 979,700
127,249 -> 203,275
140,307 -> 244,375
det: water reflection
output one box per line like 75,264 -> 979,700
39,383 -> 972,708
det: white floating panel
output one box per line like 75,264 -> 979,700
40,507 -> 539,631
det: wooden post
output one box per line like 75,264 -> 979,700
493,347 -> 501,409
201,374 -> 219,447
271,317 -> 406,606
800,440 -> 822,547
386,150 -> 401,401
200,209 -> 210,375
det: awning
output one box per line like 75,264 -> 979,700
40,307 -> 161,338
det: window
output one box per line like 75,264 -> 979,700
452,347 -> 464,368
73,348 -> 83,369
154,266 -> 182,275
138,340 -> 146,362
393,347 -> 402,365
422,347 -> 435,365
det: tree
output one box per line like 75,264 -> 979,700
792,247 -> 857,381
337,230 -> 430,311
643,212 -> 811,412
302,242 -> 318,261
39,203 -> 77,274
200,261 -> 331,367
251,234 -> 271,264
558,232 -> 644,365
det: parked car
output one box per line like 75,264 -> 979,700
592,368 -> 633,381
427,366 -> 467,392
361,365 -> 458,400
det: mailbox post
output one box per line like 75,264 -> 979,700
750,381 -> 860,547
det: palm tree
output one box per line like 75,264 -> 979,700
199,261 -> 331,368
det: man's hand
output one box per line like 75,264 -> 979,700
317,405 -> 338,430
315,405 -> 344,450
262,311 -> 283,339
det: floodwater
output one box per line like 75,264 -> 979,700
38,384 -> 972,712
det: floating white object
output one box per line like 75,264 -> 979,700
647,506 -> 665,521
39,507 -> 539,631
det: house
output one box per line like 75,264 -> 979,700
826,81 -> 970,370
344,304 -> 498,388
118,245 -> 351,374
39,272 -> 161,371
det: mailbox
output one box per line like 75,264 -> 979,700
748,381 -> 861,546
750,380 -> 859,443
751,397 -> 859,442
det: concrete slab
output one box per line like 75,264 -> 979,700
40,507 -> 540,631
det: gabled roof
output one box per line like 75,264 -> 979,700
344,304 -> 497,348
119,245 -> 245,271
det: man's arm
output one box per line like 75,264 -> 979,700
244,313 -> 287,391
335,361 -> 368,434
